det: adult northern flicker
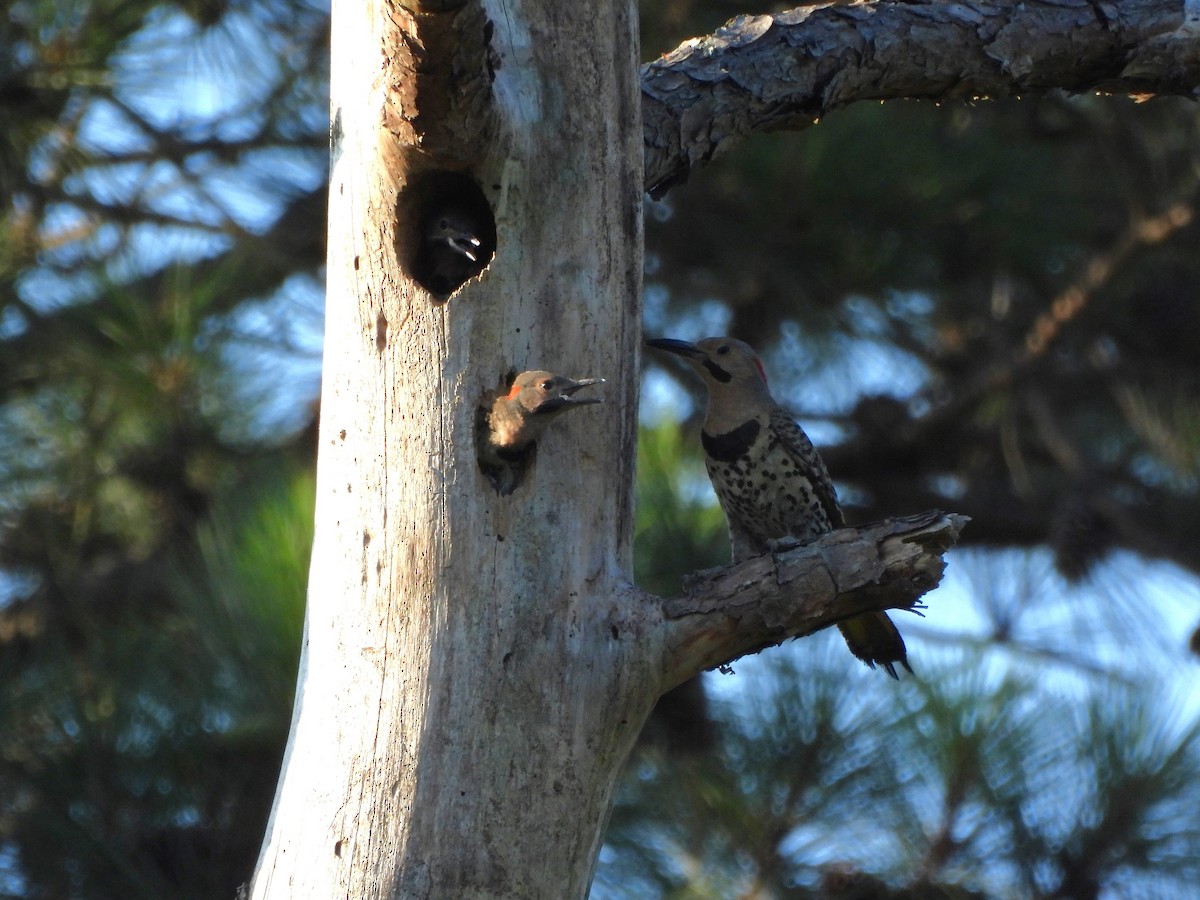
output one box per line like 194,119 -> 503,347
477,370 -> 604,495
415,204 -> 487,296
647,336 -> 911,678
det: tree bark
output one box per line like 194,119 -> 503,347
250,0 -> 648,896
643,0 -> 1200,195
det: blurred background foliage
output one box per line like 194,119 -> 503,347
2,0 -> 1199,896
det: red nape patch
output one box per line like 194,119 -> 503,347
753,357 -> 768,386
505,382 -> 523,400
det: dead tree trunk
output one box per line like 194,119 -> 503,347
250,0 -> 651,896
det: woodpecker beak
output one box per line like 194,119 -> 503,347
533,377 -> 605,415
428,213 -> 484,262
447,231 -> 482,262
645,337 -> 702,359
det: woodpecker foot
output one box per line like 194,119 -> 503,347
766,536 -> 806,556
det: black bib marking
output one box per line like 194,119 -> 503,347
702,419 -> 760,463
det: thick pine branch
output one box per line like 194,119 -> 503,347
659,511 -> 968,690
642,0 -> 1200,195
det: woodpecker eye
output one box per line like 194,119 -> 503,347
541,380 -> 554,391
439,218 -> 450,229
716,344 -> 730,355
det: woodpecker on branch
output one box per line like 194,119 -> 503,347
415,204 -> 488,296
477,371 -> 604,495
647,336 -> 912,678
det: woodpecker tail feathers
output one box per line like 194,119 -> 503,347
836,612 -> 913,680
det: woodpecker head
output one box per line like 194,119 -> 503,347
488,371 -> 604,449
423,207 -> 484,262
411,187 -> 497,297
646,337 -> 770,390
647,337 -> 774,430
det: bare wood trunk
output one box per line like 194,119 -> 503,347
250,0 -> 650,896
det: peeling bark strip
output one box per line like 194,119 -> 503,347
660,511 -> 969,690
385,0 -> 499,163
642,0 -> 1200,195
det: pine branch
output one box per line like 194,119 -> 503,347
642,0 -> 1200,195
659,510 -> 968,689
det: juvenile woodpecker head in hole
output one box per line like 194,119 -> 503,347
414,203 -> 489,297
477,371 -> 604,495
427,208 -> 483,262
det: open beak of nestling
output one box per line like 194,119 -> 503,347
645,337 -> 703,360
428,214 -> 484,262
447,230 -> 482,262
532,377 -> 605,415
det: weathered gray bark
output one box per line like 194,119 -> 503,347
250,0 -> 649,896
643,0 -> 1200,194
